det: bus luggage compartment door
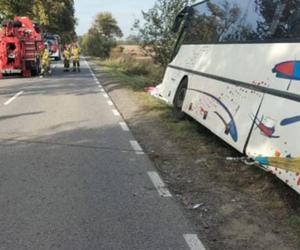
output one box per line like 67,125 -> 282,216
182,74 -> 264,155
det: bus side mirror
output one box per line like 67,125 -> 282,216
172,6 -> 190,33
172,16 -> 182,33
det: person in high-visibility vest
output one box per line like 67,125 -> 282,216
71,44 -> 81,72
40,44 -> 51,77
63,45 -> 71,72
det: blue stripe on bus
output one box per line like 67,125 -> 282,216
294,63 -> 300,80
281,116 -> 300,126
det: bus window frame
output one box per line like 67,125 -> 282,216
171,5 -> 198,60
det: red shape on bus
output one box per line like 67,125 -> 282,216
274,62 -> 295,77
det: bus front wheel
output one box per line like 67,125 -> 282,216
173,78 -> 188,120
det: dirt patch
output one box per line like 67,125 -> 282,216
88,59 -> 300,250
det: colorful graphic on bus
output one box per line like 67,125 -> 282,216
273,61 -> 300,80
196,90 -> 238,142
250,115 -> 280,138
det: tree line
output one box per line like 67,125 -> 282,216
80,0 -> 196,67
0,0 -> 76,43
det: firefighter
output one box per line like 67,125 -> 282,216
63,45 -> 71,72
40,44 -> 51,77
7,43 -> 16,64
71,44 -> 80,72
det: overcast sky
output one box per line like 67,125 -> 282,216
74,0 -> 157,38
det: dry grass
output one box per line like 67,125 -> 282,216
110,45 -> 152,61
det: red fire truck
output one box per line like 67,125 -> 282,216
0,16 -> 43,78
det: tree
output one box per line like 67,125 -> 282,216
32,0 -> 77,43
0,0 -> 34,18
80,12 -> 123,58
0,0 -> 76,44
134,0 -> 196,67
93,12 -> 123,38
254,0 -> 300,40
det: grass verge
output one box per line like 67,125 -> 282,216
96,57 -> 163,91
95,57 -> 217,151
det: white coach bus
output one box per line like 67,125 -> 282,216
157,0 -> 300,193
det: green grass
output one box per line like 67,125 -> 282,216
95,57 -> 164,91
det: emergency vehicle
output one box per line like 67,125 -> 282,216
44,34 -> 61,61
0,16 -> 43,78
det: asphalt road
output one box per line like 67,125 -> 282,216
0,60 -> 205,250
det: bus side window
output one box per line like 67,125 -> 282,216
288,9 -> 300,38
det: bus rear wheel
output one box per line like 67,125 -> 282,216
173,77 -> 188,120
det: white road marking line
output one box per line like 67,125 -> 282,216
130,140 -> 144,155
184,234 -> 206,250
4,91 -> 24,105
103,93 -> 109,99
119,122 -> 129,131
147,171 -> 172,197
107,100 -> 114,106
130,140 -> 142,151
112,109 -> 120,116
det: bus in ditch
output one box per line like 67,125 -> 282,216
156,0 -> 300,194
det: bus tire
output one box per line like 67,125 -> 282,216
173,77 -> 188,120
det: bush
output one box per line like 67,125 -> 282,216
100,55 -> 164,89
119,56 -> 150,75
